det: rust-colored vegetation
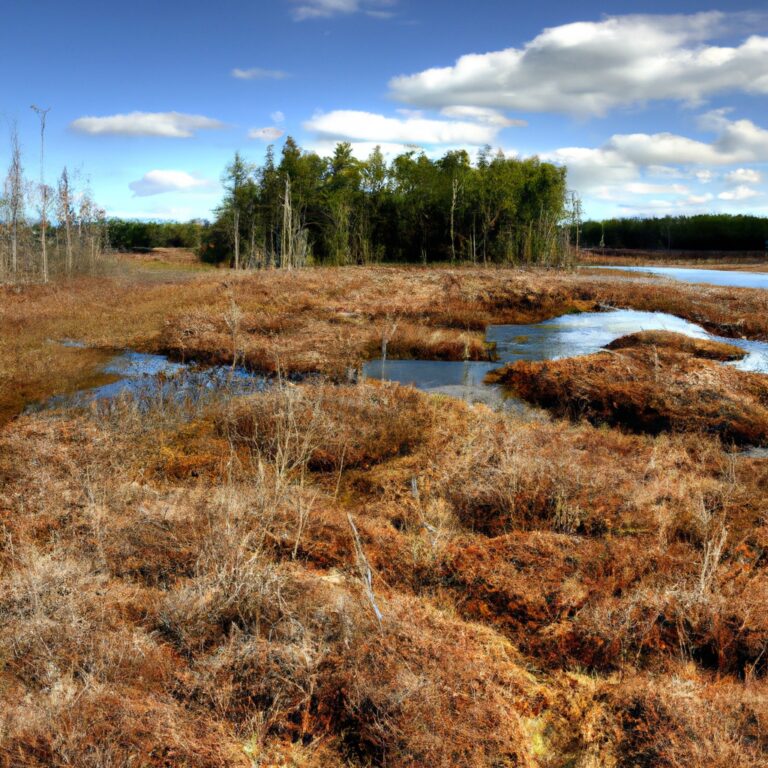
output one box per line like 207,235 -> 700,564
490,331 -> 768,445
2,262 -> 768,766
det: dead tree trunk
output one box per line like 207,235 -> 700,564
5,125 -> 24,278
281,175 -> 293,269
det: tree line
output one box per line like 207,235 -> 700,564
582,214 -> 768,252
106,219 -> 206,252
203,138 -> 576,268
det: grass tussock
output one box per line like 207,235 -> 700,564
489,332 -> 768,445
605,329 -> 747,360
218,381 -> 432,470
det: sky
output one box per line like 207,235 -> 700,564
1,0 -> 767,222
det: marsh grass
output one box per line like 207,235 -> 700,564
2,262 -> 768,766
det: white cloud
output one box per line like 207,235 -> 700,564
271,111 -> 286,123
389,12 -> 768,116
542,146 -> 638,194
307,140 -> 421,159
725,167 -> 763,184
544,112 -> 768,217
290,0 -> 395,21
616,193 -> 716,216
625,183 -> 690,195
248,127 -> 285,141
546,113 -> 768,194
232,67 -> 289,80
304,109 -> 499,145
439,106 -> 526,127
604,113 -> 768,167
718,185 -> 762,200
71,111 -> 224,138
129,170 -> 214,197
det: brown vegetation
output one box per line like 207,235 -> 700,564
605,330 -> 747,360
489,331 -> 768,444
580,247 -> 768,267
2,262 -> 768,765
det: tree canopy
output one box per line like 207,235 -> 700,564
202,139 -> 573,267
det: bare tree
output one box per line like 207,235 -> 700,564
569,191 -> 582,256
57,167 -> 74,274
281,175 -> 293,269
449,174 -> 462,263
30,105 -> 51,282
3,123 -> 25,277
78,189 -> 105,267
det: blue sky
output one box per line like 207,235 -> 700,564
2,0 -> 767,221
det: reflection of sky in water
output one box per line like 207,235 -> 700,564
37,305 -> 768,417
488,310 -> 710,363
36,351 -> 266,413
594,266 -> 768,290
361,359 -> 521,410
366,309 -> 768,400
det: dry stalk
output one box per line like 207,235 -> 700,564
347,513 -> 383,629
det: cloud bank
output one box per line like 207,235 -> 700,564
390,12 -> 768,116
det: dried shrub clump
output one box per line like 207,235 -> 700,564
217,381 -> 433,470
489,332 -> 768,444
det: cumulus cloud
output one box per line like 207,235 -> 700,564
718,185 -> 762,201
271,111 -> 286,123
542,111 -> 768,219
71,111 -> 224,138
545,112 -> 768,196
389,12 -> 768,116
605,113 -> 768,166
232,67 -> 289,80
542,146 -> 638,194
439,106 -> 526,127
248,127 -> 285,141
290,0 -> 395,21
129,170 -> 214,197
725,168 -> 763,184
304,109 -> 500,145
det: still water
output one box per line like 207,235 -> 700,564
594,265 -> 768,290
364,309 -> 768,404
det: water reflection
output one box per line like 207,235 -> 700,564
31,350 -> 266,413
366,309 -> 768,399
593,265 -> 768,290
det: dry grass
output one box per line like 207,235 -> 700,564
605,330 -> 748,360
2,262 -> 768,765
490,332 -> 768,445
